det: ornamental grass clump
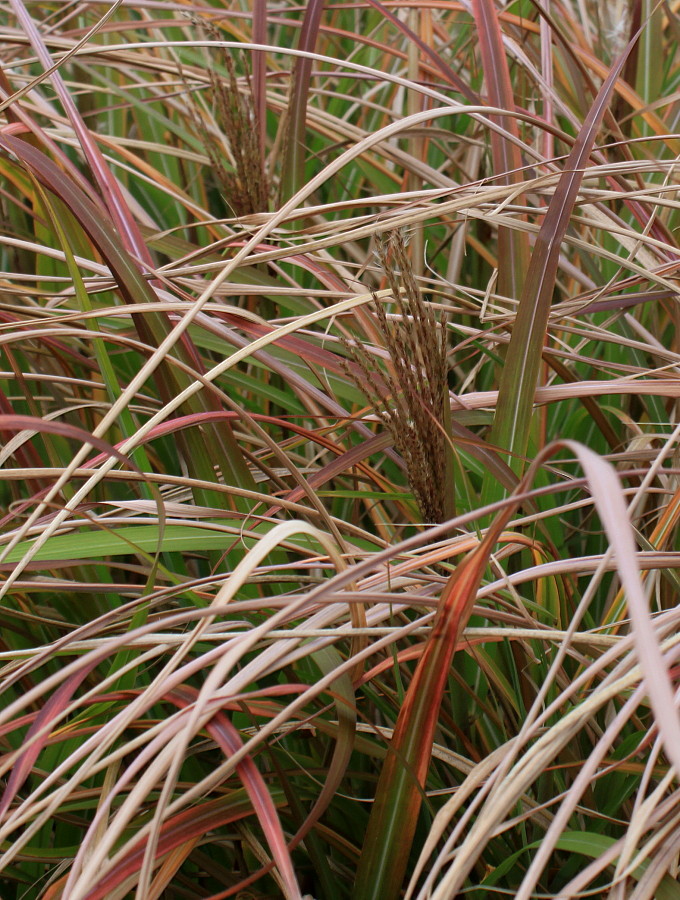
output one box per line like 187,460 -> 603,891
0,1 -> 679,899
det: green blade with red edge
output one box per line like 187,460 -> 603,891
353,500 -> 517,900
482,31 -> 642,504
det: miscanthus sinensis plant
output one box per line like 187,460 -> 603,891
0,1 -> 678,898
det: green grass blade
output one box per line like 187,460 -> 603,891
484,36 -> 640,485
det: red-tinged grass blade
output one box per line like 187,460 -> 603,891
0,414 -> 142,477
353,501 -> 519,900
539,5 -> 554,161
7,0 -> 152,263
0,390 -> 46,495
252,0 -> 268,170
274,432 -> 393,506
359,633 -> 508,684
471,0 -> 530,305
0,135 -> 154,308
484,33 -> 641,484
128,685 -> 301,900
41,789 -> 288,900
273,422 -> 518,515
0,134 -> 255,501
0,660 -> 98,820
0,68 -> 99,205
363,0 -> 478,104
0,414 -> 165,596
613,0 -> 642,132
278,0 -> 325,203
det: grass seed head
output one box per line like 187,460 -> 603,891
343,230 -> 449,523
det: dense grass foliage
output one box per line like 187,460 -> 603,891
0,1 -> 679,897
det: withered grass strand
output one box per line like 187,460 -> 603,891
343,232 -> 449,524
